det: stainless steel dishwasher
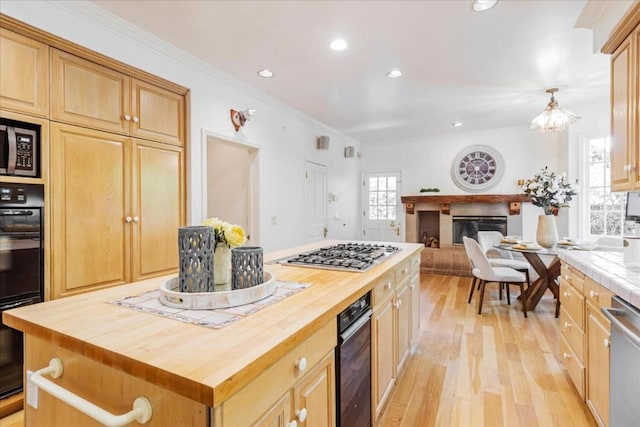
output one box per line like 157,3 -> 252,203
602,296 -> 640,427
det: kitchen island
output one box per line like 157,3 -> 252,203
3,240 -> 422,426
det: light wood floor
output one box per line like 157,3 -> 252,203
1,274 -> 596,427
379,273 -> 596,427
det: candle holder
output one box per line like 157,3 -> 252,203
178,226 -> 215,293
231,246 -> 264,289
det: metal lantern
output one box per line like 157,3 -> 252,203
231,246 -> 264,289
178,226 -> 215,292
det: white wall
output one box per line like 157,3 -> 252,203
2,0 -> 362,251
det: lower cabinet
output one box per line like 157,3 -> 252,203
216,319 -> 336,427
559,261 -> 613,427
372,254 -> 421,422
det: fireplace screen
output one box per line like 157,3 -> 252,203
452,216 -> 507,245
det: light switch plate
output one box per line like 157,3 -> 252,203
26,370 -> 38,409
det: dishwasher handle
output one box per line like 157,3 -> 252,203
340,309 -> 372,343
602,307 -> 640,350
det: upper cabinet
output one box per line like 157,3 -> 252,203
51,49 -> 185,146
604,5 -> 640,191
0,28 -> 49,117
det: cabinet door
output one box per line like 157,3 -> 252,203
131,140 -> 184,280
396,282 -> 411,374
51,49 -> 130,135
131,79 -> 185,146
0,29 -> 49,117
372,297 -> 395,419
293,351 -> 335,427
50,123 -> 130,298
409,274 -> 420,342
634,26 -> 640,188
252,391 -> 293,427
610,35 -> 634,191
586,302 -> 610,427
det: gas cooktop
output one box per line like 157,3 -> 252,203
275,243 -> 400,272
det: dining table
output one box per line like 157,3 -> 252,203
498,243 -> 562,312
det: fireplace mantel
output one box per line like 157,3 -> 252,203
401,194 -> 530,215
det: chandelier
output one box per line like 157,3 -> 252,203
529,88 -> 581,133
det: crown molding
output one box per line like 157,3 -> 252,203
575,0 -> 609,29
45,1 -> 357,141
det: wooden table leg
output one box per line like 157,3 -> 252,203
521,253 -> 561,311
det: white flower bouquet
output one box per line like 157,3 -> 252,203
520,167 -> 577,215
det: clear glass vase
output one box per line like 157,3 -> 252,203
214,244 -> 231,287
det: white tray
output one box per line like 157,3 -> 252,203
159,271 -> 276,310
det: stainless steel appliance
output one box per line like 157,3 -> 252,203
602,296 -> 640,427
1,118 -> 40,177
336,292 -> 371,427
276,243 -> 400,272
0,182 -> 44,399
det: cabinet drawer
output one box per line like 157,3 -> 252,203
409,253 -> 421,274
584,277 -> 613,309
559,278 -> 584,327
221,319 -> 336,424
561,264 -> 585,294
24,335 -> 207,426
372,271 -> 395,307
560,333 -> 585,399
395,259 -> 411,286
560,307 -> 584,362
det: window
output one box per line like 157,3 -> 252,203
367,176 -> 397,220
583,136 -> 626,238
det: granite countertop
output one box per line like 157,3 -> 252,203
558,249 -> 640,309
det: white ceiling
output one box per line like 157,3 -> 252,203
90,0 -> 611,143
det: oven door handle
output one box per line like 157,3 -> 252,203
0,210 -> 35,216
602,307 -> 640,350
340,309 -> 372,343
0,299 -> 36,311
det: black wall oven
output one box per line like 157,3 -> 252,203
0,182 -> 44,399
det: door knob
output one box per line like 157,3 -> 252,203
125,216 -> 132,223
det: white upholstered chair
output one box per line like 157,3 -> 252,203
477,231 -> 531,288
463,236 -> 529,317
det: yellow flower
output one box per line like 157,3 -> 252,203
202,217 -> 224,231
224,223 -> 246,247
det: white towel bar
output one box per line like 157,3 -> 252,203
29,358 -> 153,426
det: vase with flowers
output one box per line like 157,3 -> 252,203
521,167 -> 577,248
202,217 -> 246,287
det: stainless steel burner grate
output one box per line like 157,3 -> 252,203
275,243 -> 400,272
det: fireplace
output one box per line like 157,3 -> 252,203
452,216 -> 507,245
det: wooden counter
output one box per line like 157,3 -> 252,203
3,240 -> 422,422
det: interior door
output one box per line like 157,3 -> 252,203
363,172 -> 403,242
305,161 -> 328,240
206,136 -> 258,243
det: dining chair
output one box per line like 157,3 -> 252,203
477,231 -> 531,289
463,236 -> 529,317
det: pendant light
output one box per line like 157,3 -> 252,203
529,88 -> 581,133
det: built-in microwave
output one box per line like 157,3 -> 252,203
0,118 -> 40,177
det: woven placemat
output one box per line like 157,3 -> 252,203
110,280 -> 311,329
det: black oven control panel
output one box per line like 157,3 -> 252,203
0,186 -> 26,203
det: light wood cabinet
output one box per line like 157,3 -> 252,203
372,254 -> 421,421
24,335 -> 207,426
0,28 -> 49,117
560,262 -> 613,427
586,301 -> 610,427
606,16 -> 640,190
51,49 -> 184,146
50,123 -> 184,298
217,320 -> 336,427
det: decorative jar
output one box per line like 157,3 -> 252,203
178,226 -> 214,293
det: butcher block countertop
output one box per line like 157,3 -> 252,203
3,240 -> 422,408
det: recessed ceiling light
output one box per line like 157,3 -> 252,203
472,0 -> 498,12
387,69 -> 402,78
330,39 -> 348,51
257,69 -> 274,78
452,121 -> 463,127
